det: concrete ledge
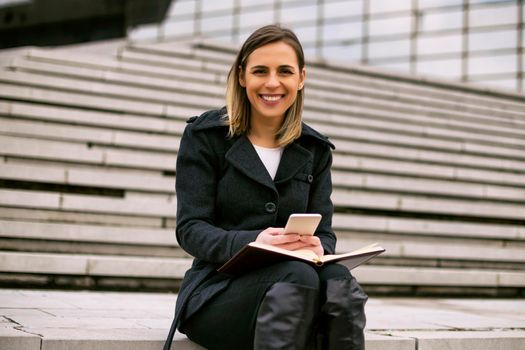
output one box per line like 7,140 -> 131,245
1,289 -> 524,350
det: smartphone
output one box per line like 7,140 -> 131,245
283,213 -> 322,236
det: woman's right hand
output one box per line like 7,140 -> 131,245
256,227 -> 310,251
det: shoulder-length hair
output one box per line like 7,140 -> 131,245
225,24 -> 305,147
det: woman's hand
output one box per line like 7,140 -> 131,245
256,228 -> 324,257
298,235 -> 324,258
256,227 -> 310,251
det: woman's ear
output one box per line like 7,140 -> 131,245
298,67 -> 306,90
238,66 -> 246,87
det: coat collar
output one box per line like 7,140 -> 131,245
191,108 -> 335,150
191,109 -> 333,190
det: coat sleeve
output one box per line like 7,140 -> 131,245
175,123 -> 261,264
309,146 -> 337,255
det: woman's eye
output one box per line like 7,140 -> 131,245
253,69 -> 266,74
280,69 -> 293,75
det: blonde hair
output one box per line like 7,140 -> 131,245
225,24 -> 305,147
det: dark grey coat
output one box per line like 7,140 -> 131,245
171,108 -> 337,334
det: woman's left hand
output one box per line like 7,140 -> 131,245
297,235 -> 324,258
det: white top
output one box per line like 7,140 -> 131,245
253,144 -> 284,180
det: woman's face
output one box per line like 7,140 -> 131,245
240,41 -> 305,125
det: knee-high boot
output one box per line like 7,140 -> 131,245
254,282 -> 319,350
321,277 -> 368,350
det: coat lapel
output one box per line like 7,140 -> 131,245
274,142 -> 312,184
225,135 -> 277,191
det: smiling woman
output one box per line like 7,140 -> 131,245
164,24 -> 368,350
239,41 -> 305,148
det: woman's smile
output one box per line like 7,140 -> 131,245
259,93 -> 285,104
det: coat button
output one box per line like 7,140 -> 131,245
307,175 -> 314,183
264,202 -> 276,213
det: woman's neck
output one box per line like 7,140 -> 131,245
248,116 -> 282,148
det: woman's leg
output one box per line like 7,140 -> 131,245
317,264 -> 368,350
181,261 -> 320,350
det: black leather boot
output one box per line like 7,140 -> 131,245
254,282 -> 319,350
321,277 -> 368,350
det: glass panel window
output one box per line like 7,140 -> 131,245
201,14 -> 233,33
323,0 -> 362,18
239,9 -> 274,28
168,0 -> 196,16
368,39 -> 411,59
468,54 -> 517,75
369,16 -> 412,36
291,25 -> 317,44
322,43 -> 362,62
131,24 -> 163,41
469,29 -> 517,51
237,30 -> 251,44
417,34 -> 462,55
419,9 -> 463,32
163,19 -> 195,37
469,4 -> 518,28
369,0 -> 411,14
416,58 -> 462,78
281,4 -> 318,23
369,61 -> 410,73
303,46 -> 318,59
419,0 -> 462,9
323,20 -> 362,41
202,0 -> 235,12
212,35 -> 235,43
241,0 -> 269,8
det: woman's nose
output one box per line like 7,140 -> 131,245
265,73 -> 280,88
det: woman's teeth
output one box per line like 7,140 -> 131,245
261,95 -> 282,101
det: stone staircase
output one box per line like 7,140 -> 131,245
0,39 -> 524,296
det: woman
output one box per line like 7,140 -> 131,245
164,24 -> 367,350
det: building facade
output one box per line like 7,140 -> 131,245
131,0 -> 524,93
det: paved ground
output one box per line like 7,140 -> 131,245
0,289 -> 524,350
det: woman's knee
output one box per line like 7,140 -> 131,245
263,261 -> 320,289
318,263 -> 351,283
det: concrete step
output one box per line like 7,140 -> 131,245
2,177 -> 524,223
333,188 -> 525,221
191,40 -> 525,115
2,289 -> 524,350
4,104 -> 525,166
334,140 -> 525,174
3,160 -> 524,204
1,251 -> 524,288
128,41 -> 525,120
96,50 -> 525,130
332,170 -> 525,203
0,207 -> 170,228
1,219 -> 523,265
11,49 -> 525,138
12,50 -> 525,129
334,153 -> 525,187
2,67 -> 523,150
0,189 -> 175,218
0,163 -> 174,193
3,132 -> 524,192
0,117 -> 183,152
0,70 -> 224,108
4,117 -> 525,176
26,44 -> 515,134
333,213 -> 525,241
6,91 -> 524,153
0,134 -> 177,171
0,219 -> 177,247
